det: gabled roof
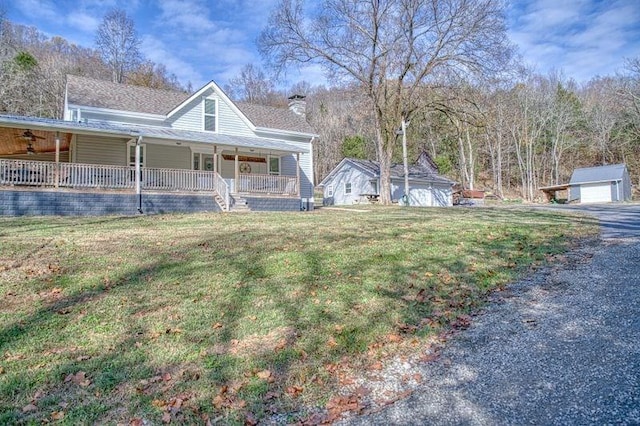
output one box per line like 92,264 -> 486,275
320,157 -> 455,186
66,75 -> 189,115
570,164 -> 628,184
66,75 -> 316,135
236,102 -> 315,134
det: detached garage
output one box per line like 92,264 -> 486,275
319,154 -> 455,207
569,164 -> 632,204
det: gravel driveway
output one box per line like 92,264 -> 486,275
343,204 -> 640,425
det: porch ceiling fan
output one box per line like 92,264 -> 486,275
16,129 -> 45,155
19,129 -> 46,142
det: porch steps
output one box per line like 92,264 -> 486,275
230,194 -> 250,212
213,193 -> 228,212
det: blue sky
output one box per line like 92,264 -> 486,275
5,0 -> 640,90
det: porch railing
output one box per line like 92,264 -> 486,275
143,167 -> 223,192
0,159 -> 285,201
61,163 -> 133,189
0,159 -> 56,186
236,174 -> 298,196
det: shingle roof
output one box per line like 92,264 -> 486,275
66,75 -> 316,134
570,164 -> 628,184
236,102 -> 315,134
322,158 -> 454,185
66,75 -> 190,115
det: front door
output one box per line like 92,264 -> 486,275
203,155 -> 214,171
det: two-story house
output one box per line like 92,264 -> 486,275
0,75 -> 317,215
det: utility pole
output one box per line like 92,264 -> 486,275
401,118 -> 410,206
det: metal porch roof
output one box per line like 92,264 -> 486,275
0,115 -> 307,154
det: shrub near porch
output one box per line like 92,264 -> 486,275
0,207 -> 596,424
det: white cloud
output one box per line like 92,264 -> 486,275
12,0 -> 59,21
66,11 -> 100,33
140,35 -> 205,87
508,0 -> 640,81
156,0 -> 216,33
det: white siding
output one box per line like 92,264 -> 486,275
75,135 -> 128,165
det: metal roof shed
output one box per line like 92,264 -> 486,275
569,164 -> 632,203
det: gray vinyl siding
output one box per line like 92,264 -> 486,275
170,97 -> 203,131
218,100 -> 254,137
169,89 -> 255,137
75,135 -> 128,165
279,142 -> 314,201
146,143 -> 191,169
623,170 -> 632,200
569,185 -> 580,202
323,166 -> 374,205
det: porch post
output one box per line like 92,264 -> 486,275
296,153 -> 301,197
234,147 -> 239,193
135,137 -> 142,196
54,132 -> 60,188
213,145 -> 218,174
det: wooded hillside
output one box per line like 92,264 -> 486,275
1,12 -> 638,201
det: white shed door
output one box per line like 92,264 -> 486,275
580,183 -> 611,203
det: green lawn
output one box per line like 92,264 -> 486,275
0,207 -> 596,424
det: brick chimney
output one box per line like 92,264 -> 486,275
288,94 -> 306,118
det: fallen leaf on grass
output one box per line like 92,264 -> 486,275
370,362 -> 383,371
212,322 -> 223,329
129,418 -> 144,426
162,372 -> 172,382
51,410 -> 65,420
386,334 -> 402,343
245,412 -> 258,425
256,370 -> 272,380
213,386 -> 246,409
22,404 -> 37,413
162,411 -> 171,423
326,394 -> 363,422
286,385 -> 303,398
65,371 -> 91,387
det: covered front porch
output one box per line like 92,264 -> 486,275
0,117 -> 305,213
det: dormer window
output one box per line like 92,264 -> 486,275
203,98 -> 217,132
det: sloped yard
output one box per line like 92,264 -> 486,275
0,207 -> 596,424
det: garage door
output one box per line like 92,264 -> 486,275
580,183 -> 611,203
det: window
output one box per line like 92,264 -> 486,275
327,184 -> 334,197
370,179 -> 378,194
203,98 -> 217,132
193,153 -> 215,171
127,142 -> 145,167
345,182 -> 352,194
269,156 -> 280,175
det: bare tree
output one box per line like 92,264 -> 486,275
260,0 -> 512,204
96,8 -> 141,84
224,63 -> 279,105
582,77 -> 620,165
